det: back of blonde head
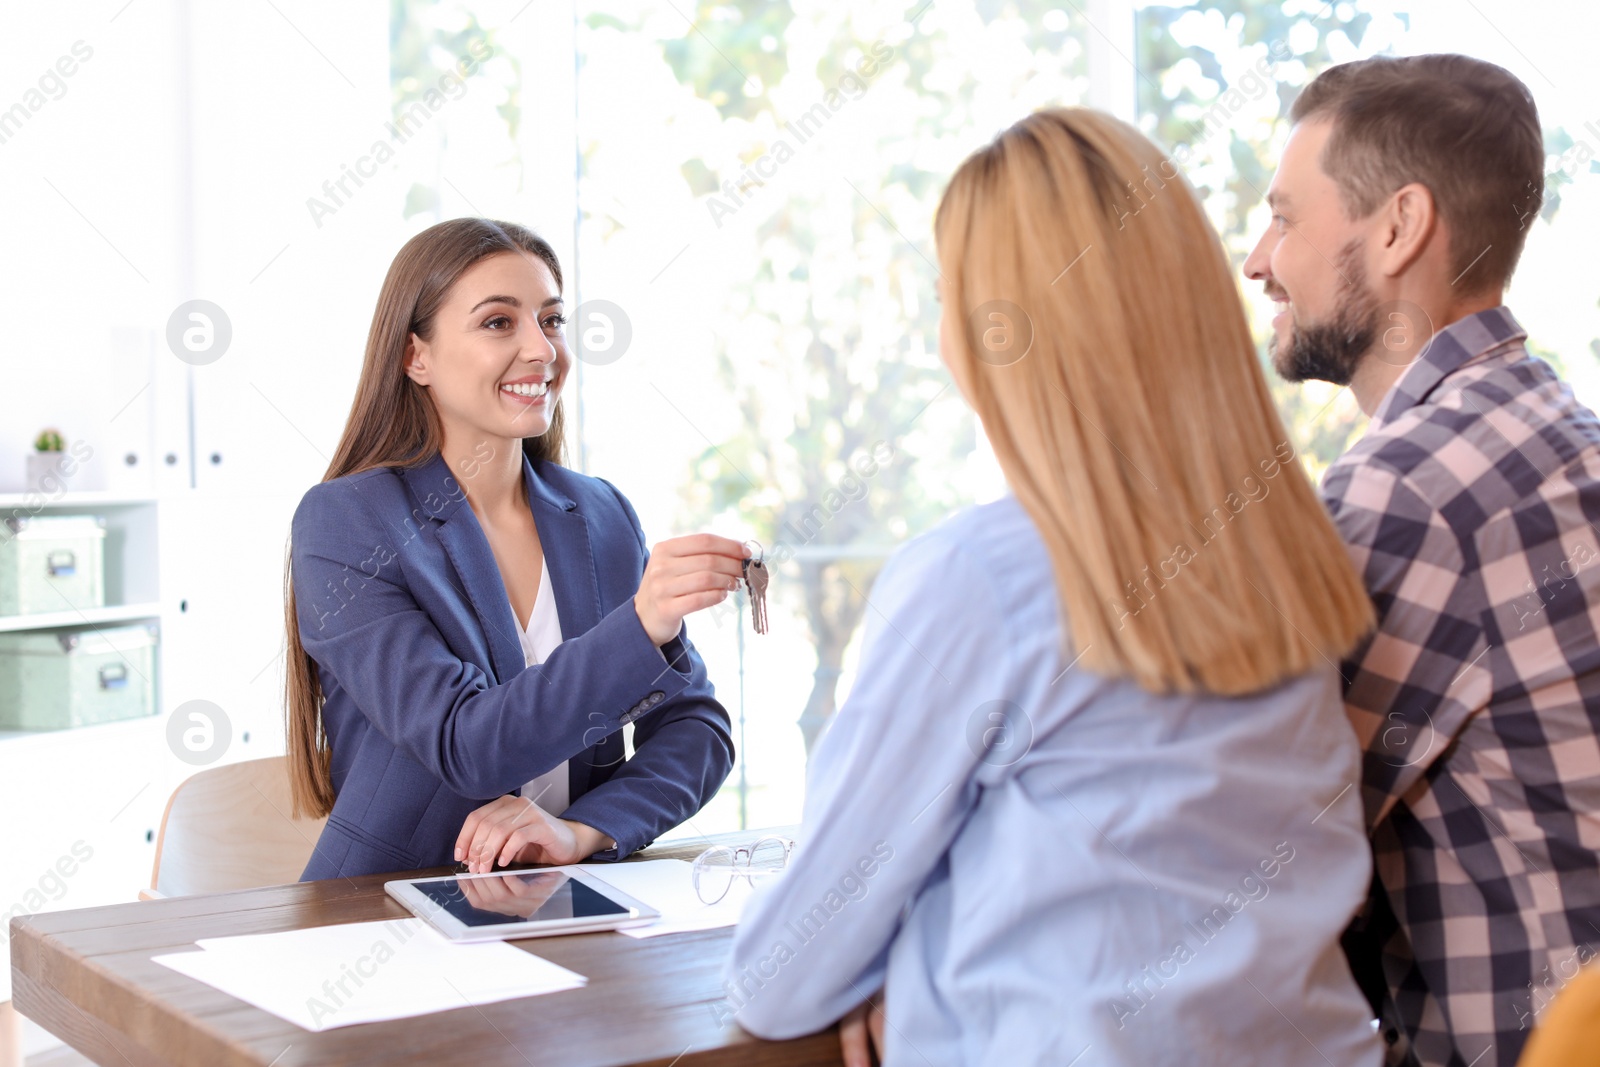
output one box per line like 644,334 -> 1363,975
934,108 -> 1373,695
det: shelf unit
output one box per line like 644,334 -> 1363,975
0,491 -> 171,1005
0,603 -> 164,635
0,490 -> 164,717
0,492 -> 158,509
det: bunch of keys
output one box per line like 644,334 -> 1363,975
741,540 -> 769,635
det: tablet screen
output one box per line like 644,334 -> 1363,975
414,871 -> 631,928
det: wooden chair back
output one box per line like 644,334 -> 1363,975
146,756 -> 326,898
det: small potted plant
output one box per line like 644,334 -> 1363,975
27,428 -> 69,493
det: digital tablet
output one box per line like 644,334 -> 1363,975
384,866 -> 660,942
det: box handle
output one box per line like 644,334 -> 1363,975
47,550 -> 77,577
99,663 -> 128,690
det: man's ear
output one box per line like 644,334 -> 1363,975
403,333 -> 430,386
1376,181 -> 1438,281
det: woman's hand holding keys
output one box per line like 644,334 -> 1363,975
633,534 -> 751,646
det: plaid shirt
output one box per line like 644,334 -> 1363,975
1323,306 -> 1600,1067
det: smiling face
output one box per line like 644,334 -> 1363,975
1244,118 -> 1381,386
403,250 -> 570,447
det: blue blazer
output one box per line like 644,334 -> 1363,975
289,448 -> 735,880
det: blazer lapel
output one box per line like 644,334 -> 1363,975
401,449 -> 602,685
522,455 -> 603,641
520,455 -> 605,804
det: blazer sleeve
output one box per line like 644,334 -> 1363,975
290,476 -> 702,802
558,478 -> 736,859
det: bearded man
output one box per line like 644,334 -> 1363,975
1245,53 -> 1600,1067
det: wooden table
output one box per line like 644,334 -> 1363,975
9,828 -> 843,1066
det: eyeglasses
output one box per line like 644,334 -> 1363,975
691,835 -> 795,904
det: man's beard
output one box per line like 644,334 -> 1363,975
1270,240 -> 1377,387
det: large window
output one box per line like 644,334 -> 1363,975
574,1 -> 1093,832
557,0 -> 1600,834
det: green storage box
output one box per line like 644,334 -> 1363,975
0,622 -> 157,730
0,515 -> 107,616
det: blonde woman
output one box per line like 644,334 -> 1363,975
724,109 -> 1381,1066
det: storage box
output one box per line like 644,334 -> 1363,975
0,623 -> 158,730
0,514 -> 107,616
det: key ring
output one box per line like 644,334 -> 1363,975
740,540 -> 770,635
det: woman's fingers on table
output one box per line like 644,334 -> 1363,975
484,803 -> 559,872
456,795 -> 520,864
456,795 -> 550,873
839,1002 -> 872,1067
496,815 -> 575,868
867,991 -> 886,1058
838,990 -> 886,1067
457,795 -> 506,870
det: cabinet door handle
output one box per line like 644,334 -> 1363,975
47,549 -> 77,577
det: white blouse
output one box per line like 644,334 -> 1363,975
516,551 -> 568,816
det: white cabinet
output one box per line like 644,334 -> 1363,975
0,490 -> 293,1003
0,494 -> 167,1002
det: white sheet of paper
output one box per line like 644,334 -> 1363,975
576,858 -> 755,938
153,918 -> 586,1031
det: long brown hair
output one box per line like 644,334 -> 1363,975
934,109 -> 1373,695
284,218 -> 570,818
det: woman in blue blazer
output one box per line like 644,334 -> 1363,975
283,217 -> 740,880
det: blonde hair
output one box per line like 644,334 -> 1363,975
934,108 -> 1373,695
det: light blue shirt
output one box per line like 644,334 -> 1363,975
724,494 -> 1381,1066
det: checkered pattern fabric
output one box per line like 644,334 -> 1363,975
1323,306 -> 1600,1067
